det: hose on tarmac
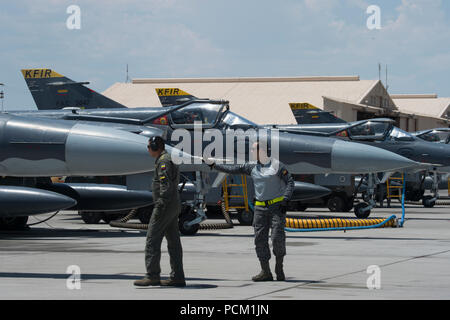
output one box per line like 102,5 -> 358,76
27,211 -> 60,226
285,215 -> 398,232
109,203 -> 234,231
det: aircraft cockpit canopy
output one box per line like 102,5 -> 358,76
415,129 -> 450,144
388,127 -> 416,141
221,111 -> 258,129
347,120 -> 392,141
169,102 -> 226,128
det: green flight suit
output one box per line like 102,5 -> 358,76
145,150 -> 185,281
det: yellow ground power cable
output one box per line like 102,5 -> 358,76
285,216 -> 398,232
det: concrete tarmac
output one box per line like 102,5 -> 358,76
0,205 -> 449,300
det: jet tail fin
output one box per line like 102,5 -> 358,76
289,103 -> 347,124
155,88 -> 198,107
21,68 -> 127,110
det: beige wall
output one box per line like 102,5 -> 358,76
399,117 -> 408,131
323,98 -> 358,122
407,118 -> 417,132
416,117 -> 448,131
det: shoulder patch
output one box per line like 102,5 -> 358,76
161,164 -> 166,170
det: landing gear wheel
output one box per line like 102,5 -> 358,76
354,203 -> 371,219
237,209 -> 254,225
0,216 -> 29,230
327,195 -> 345,212
179,210 -> 199,236
80,212 -> 102,224
422,196 -> 435,208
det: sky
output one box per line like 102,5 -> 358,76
0,0 -> 449,110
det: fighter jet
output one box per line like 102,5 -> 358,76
0,113 -> 166,229
154,89 -> 450,213
276,105 -> 450,209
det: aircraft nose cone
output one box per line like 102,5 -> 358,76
65,124 -> 155,176
331,140 -> 417,173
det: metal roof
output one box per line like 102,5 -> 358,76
392,95 -> 450,119
103,76 -> 381,124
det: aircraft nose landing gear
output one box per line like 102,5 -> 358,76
354,173 -> 378,218
423,169 -> 439,208
178,205 -> 201,236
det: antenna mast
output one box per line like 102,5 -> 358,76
126,64 -> 130,83
385,64 -> 389,92
0,83 -> 4,113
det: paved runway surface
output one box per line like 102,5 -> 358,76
0,205 -> 449,300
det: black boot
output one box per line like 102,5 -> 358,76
275,257 -> 285,281
252,261 -> 273,282
133,276 -> 160,287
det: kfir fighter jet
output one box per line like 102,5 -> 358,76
0,113 -> 167,230
279,106 -> 450,208
155,89 -> 450,214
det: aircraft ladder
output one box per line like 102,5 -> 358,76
222,175 -> 249,212
386,173 -> 404,207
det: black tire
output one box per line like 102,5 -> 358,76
0,216 -> 29,230
422,196 -> 435,208
178,211 -> 199,236
327,195 -> 346,212
354,203 -> 371,218
80,212 -> 102,224
237,209 -> 254,225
